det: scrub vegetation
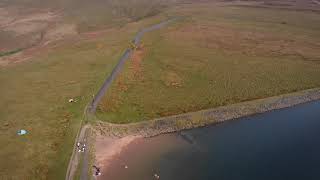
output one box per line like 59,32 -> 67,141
0,0 -> 177,56
0,9 -> 169,180
97,3 -> 320,123
1,0 -> 320,179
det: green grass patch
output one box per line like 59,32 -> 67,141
0,48 -> 23,57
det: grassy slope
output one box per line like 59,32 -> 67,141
1,0 -> 178,32
0,14 -> 168,179
0,0 -> 178,54
0,1 -> 319,178
97,4 -> 320,123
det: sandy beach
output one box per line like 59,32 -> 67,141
94,135 -> 141,174
95,132 -> 189,180
94,100 -> 320,180
92,88 -> 320,179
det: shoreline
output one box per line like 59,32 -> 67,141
93,88 -> 320,137
93,88 -> 320,178
95,99 -> 320,180
94,135 -> 141,171
95,133 -> 185,180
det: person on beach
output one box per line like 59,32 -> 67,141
154,173 -> 160,179
93,165 -> 101,176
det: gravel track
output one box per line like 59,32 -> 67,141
65,18 -> 177,180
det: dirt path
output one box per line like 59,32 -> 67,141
80,128 -> 90,180
65,18 -> 178,180
89,18 -> 178,113
65,125 -> 89,180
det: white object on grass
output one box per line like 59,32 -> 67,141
17,129 -> 27,135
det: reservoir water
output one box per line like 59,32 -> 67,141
100,100 -> 320,180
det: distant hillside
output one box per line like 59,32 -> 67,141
0,0 -> 181,53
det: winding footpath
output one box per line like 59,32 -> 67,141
89,18 -> 177,113
65,18 -> 177,180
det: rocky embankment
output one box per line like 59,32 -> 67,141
94,88 -> 320,137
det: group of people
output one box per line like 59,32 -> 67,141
93,165 -> 101,176
76,142 -> 86,152
76,142 -> 102,176
75,142 -> 160,178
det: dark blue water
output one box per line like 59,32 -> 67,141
101,101 -> 320,180
160,101 -> 320,180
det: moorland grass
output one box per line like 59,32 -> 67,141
0,15 -> 167,179
97,4 -> 320,123
1,2 -> 319,179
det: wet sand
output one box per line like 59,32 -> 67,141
96,133 -> 189,180
95,135 -> 142,172
95,100 -> 320,180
